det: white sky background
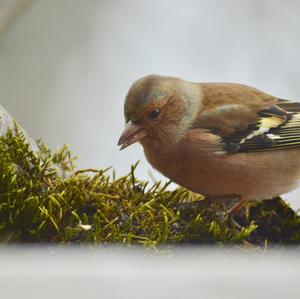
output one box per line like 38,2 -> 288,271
0,0 -> 300,207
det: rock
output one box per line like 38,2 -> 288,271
0,104 -> 38,151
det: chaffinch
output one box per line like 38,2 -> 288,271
118,75 -> 300,215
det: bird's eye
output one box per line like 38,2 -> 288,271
148,109 -> 160,120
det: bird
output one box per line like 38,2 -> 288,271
118,74 -> 300,216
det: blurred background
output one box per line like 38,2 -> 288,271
0,0 -> 300,207
1,247 -> 300,299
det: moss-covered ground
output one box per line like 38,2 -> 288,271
1,128 -> 300,247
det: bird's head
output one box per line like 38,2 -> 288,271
118,75 -> 201,150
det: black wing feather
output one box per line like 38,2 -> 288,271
223,99 -> 300,153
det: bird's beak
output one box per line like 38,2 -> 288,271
118,120 -> 148,150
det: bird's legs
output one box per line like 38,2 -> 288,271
205,194 -> 247,228
227,197 -> 248,217
227,197 -> 249,229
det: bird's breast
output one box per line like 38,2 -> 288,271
142,136 -> 300,201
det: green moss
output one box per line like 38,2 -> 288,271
0,127 -> 300,247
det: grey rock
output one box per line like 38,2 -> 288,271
0,104 -> 38,151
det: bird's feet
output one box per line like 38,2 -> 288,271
204,194 -> 246,229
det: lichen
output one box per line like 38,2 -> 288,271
0,127 -> 300,247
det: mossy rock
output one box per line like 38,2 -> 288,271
0,125 -> 299,247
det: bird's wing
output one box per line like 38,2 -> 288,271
192,83 -> 300,153
222,101 -> 300,153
